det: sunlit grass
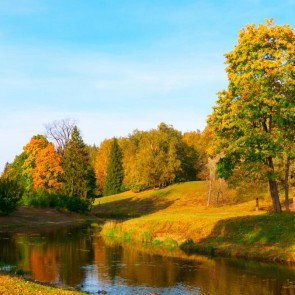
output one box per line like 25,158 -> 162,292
96,181 -> 295,262
97,182 -> 266,240
0,274 -> 87,295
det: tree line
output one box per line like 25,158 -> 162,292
0,120 -> 211,213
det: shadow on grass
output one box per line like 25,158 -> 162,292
181,212 -> 295,259
92,195 -> 175,220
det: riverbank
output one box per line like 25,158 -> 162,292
0,206 -> 101,233
94,181 -> 295,264
0,273 -> 88,295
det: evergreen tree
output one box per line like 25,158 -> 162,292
103,138 -> 123,196
62,126 -> 96,201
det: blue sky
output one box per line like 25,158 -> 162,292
1,0 -> 295,171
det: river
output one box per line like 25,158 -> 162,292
0,224 -> 295,294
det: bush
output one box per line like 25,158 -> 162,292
64,196 -> 90,213
21,189 -> 91,213
131,184 -> 147,193
21,190 -> 58,208
0,178 -> 23,215
179,239 -> 199,254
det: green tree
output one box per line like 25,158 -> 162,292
208,19 -> 295,213
3,152 -> 28,190
62,126 -> 96,202
0,178 -> 23,215
103,138 -> 124,196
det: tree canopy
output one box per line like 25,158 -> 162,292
62,126 -> 96,200
208,19 -> 295,213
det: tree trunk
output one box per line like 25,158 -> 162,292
207,178 -> 212,207
267,156 -> 282,213
284,156 -> 291,211
268,180 -> 282,213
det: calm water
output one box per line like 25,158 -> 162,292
0,225 -> 295,295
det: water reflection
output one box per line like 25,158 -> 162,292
0,225 -> 295,294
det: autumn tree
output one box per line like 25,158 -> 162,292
103,138 -> 124,196
62,126 -> 96,201
95,139 -> 113,194
125,123 -> 183,190
22,135 -> 63,191
208,19 -> 295,213
120,136 -> 138,190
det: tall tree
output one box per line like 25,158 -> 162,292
208,19 -> 295,213
62,126 -> 96,200
95,139 -> 112,193
103,138 -> 123,196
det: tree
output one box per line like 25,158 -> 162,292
22,135 -> 63,192
208,19 -> 295,213
45,118 -> 76,154
0,178 -> 23,215
62,126 -> 96,201
95,139 -> 113,193
126,123 -> 183,189
103,138 -> 124,196
2,152 -> 28,189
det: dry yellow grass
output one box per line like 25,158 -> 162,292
96,182 -> 295,263
95,181 -> 271,244
0,274 -> 87,295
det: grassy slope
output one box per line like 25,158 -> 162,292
0,274 -> 87,295
93,181 -> 295,263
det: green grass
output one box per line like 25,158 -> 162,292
95,181 -> 295,263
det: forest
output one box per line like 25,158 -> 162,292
0,119 -> 213,214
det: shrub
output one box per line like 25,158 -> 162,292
65,196 -> 90,213
21,189 -> 91,213
131,184 -> 147,193
179,239 -> 199,254
0,178 -> 23,215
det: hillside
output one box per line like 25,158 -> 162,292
93,181 -> 295,263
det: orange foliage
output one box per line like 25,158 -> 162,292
23,135 -> 63,191
32,143 -> 63,190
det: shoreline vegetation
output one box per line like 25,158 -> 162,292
94,181 -> 295,264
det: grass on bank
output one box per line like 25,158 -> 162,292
0,274 -> 87,295
93,181 -> 295,263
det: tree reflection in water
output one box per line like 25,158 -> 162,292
0,226 -> 295,295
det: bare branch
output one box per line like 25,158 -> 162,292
45,118 -> 77,153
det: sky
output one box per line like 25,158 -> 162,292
1,0 -> 295,172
